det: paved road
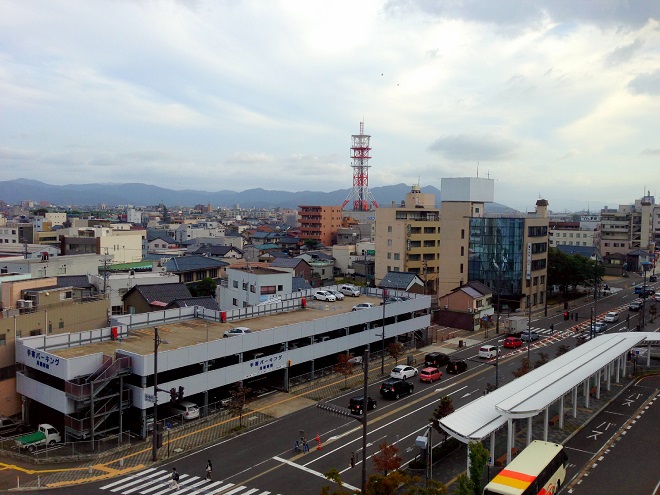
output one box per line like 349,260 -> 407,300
3,277 -> 657,495
565,374 -> 660,495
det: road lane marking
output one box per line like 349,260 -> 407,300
273,456 -> 359,492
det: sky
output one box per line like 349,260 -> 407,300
1,1 -> 659,212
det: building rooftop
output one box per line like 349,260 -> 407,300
49,293 -> 381,359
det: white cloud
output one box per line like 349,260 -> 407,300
0,1 -> 659,211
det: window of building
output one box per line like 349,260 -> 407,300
461,246 -> 464,256
209,269 -> 218,278
393,253 -> 400,260
242,281 -> 248,290
0,334 -> 5,346
461,229 -> 465,239
540,275 -> 545,285
526,279 -> 530,288
460,263 -> 463,274
393,266 -> 400,272
232,298 -> 237,306
184,272 -> 194,282
387,252 -> 391,259
30,329 -> 42,336
250,284 -> 256,293
233,280 -> 238,288
387,226 -> 392,233
476,300 -> 483,308
387,266 -> 391,272
533,276 -> 538,286
387,239 -> 392,246
261,285 -> 276,295
539,291 -> 544,304
533,294 -> 537,305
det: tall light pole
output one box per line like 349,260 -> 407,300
641,261 -> 651,329
152,327 -> 168,462
380,290 -> 386,375
526,243 -> 532,365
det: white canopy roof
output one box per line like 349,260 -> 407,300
439,332 -> 656,442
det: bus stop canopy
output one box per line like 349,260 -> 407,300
439,332 -> 656,443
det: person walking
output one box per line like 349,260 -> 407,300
205,460 -> 212,480
170,467 -> 180,490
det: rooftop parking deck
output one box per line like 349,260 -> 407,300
49,294 -> 389,359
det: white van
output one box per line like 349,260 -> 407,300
340,284 -> 361,297
170,401 -> 200,420
478,345 -> 500,359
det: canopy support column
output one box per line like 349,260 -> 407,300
543,407 -> 549,441
596,370 -> 601,399
506,418 -> 513,465
526,417 -> 532,445
585,378 -> 590,408
572,386 -> 578,418
489,431 -> 495,467
559,395 -> 565,430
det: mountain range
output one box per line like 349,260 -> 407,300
0,178 -> 515,212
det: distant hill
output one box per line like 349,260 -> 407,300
0,179 -> 514,212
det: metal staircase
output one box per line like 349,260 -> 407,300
64,355 -> 132,439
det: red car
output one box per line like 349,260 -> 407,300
503,337 -> 522,348
419,367 -> 442,383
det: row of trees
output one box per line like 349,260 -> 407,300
547,247 -> 605,298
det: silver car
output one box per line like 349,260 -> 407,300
520,331 -> 539,342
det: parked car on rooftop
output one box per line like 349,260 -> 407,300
352,303 -> 375,311
224,327 -> 252,338
313,290 -> 336,302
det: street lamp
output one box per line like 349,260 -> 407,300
152,327 -> 168,462
380,290 -> 386,375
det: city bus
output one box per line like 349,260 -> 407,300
483,441 -> 568,495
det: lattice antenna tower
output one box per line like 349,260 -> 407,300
341,122 -> 379,211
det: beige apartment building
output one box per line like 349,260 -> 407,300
0,277 -> 109,417
599,194 -> 658,261
438,178 -> 549,312
374,185 -> 440,294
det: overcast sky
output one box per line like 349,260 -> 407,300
1,1 -> 659,212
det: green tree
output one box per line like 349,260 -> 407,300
555,344 -> 571,357
467,441 -> 489,495
402,480 -> 448,495
453,473 -> 473,495
430,396 -> 454,443
365,472 -> 409,495
304,239 -> 320,250
320,469 -> 358,495
194,277 -> 218,297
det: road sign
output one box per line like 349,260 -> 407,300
145,393 -> 157,403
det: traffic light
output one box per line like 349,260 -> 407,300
178,386 -> 185,401
169,388 -> 177,403
563,311 -> 569,321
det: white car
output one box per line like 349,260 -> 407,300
328,289 -> 345,301
478,345 -> 501,359
604,311 -> 619,322
340,284 -> 361,297
390,365 -> 418,380
313,290 -> 336,302
352,303 -> 375,311
223,327 -> 252,338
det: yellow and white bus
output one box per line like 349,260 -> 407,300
483,441 -> 568,495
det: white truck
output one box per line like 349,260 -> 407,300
503,316 -> 529,336
15,424 -> 61,452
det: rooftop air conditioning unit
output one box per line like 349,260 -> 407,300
24,300 -> 33,309
16,300 -> 26,308
443,305 -> 448,309
467,308 -> 473,313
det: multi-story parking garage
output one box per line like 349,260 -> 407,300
15,288 -> 430,443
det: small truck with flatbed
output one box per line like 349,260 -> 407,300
15,424 -> 61,452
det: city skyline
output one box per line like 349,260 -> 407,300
1,1 -> 659,212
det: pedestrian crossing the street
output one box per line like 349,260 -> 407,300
99,468 -> 280,495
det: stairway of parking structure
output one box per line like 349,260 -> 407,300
99,467 -> 281,495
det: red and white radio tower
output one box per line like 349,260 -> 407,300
341,122 -> 379,211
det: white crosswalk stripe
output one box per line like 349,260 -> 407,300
100,468 -> 281,495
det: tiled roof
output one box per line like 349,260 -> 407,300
56,275 -> 94,289
163,255 -> 229,272
255,243 -> 281,250
379,271 -> 422,290
126,283 -> 192,304
166,297 -> 220,311
292,276 -> 312,291
464,280 -> 492,296
192,245 -> 243,257
147,230 -> 176,243
269,257 -> 302,268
